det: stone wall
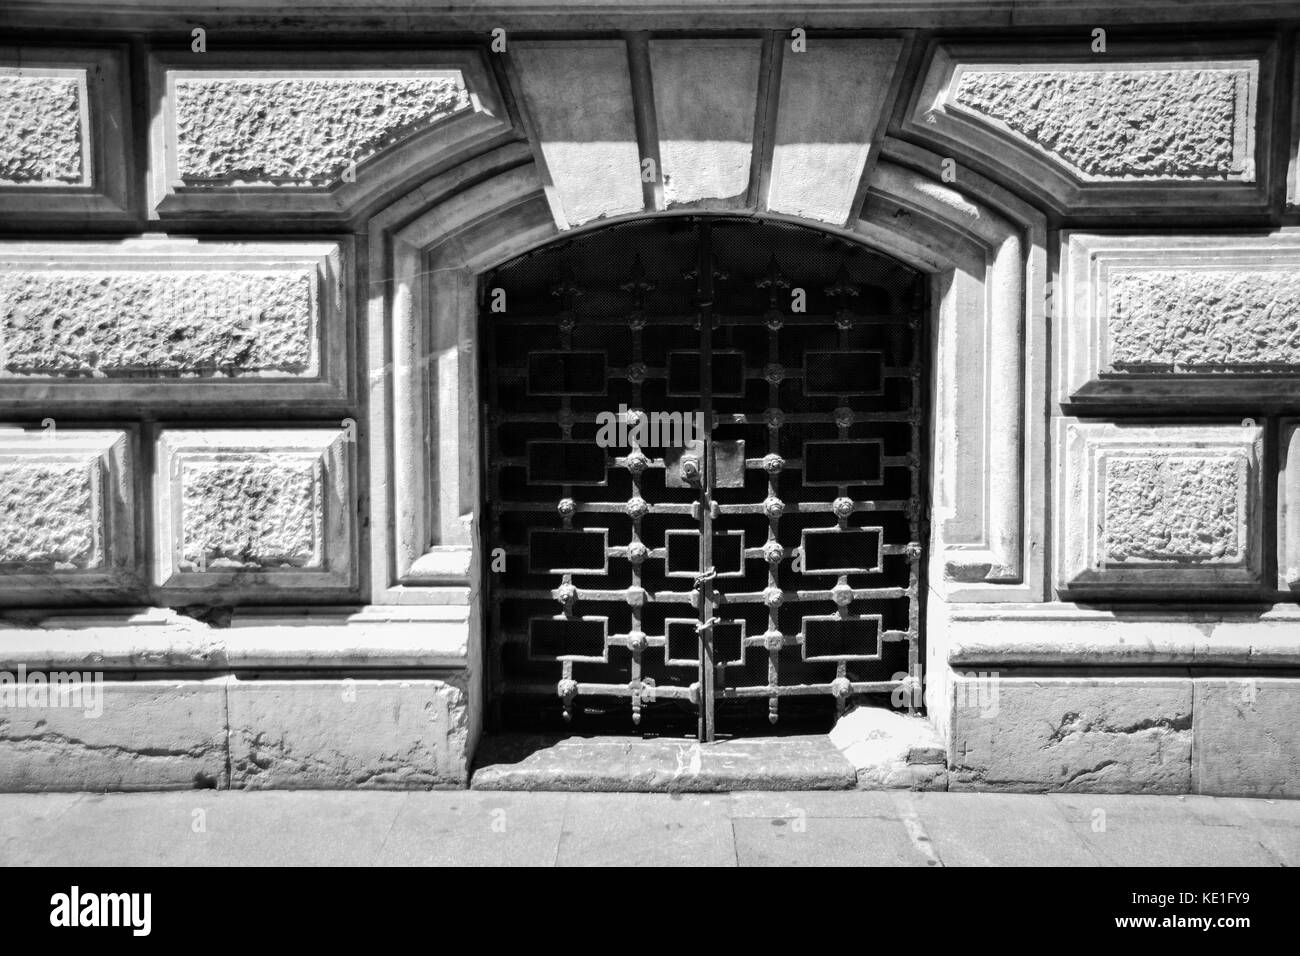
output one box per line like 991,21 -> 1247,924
1,8 -> 1298,794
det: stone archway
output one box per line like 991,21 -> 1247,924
365,138 -> 1045,763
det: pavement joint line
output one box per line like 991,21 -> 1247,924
372,791 -> 408,863
890,793 -> 943,867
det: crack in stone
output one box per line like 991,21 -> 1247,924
1063,760 -> 1119,785
1044,712 -> 1192,747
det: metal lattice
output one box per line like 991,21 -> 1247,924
483,217 -> 927,740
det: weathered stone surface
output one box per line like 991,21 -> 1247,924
0,268 -> 317,378
0,680 -> 227,791
1193,678 -> 1300,798
953,65 -> 1253,180
829,706 -> 947,791
1057,422 -> 1263,593
228,679 -> 469,789
511,41 -> 643,226
650,39 -> 759,207
154,428 -> 355,594
180,456 -> 322,570
172,73 -> 469,186
472,734 -> 856,791
0,429 -> 136,601
0,70 -> 86,185
949,676 -> 1193,794
1103,456 -> 1242,563
1107,269 -> 1300,369
0,458 -> 100,569
767,39 -> 902,224
1059,232 -> 1300,401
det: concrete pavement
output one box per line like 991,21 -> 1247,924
0,790 -> 1296,866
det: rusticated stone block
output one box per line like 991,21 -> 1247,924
0,47 -> 134,220
953,66 -> 1253,181
1057,421 -> 1263,595
172,73 -> 469,186
0,428 -> 138,604
0,69 -> 87,185
0,679 -> 228,791
907,44 -> 1269,212
0,239 -> 347,404
227,678 -> 469,789
153,428 -> 355,600
149,50 -> 508,219
1060,232 -> 1300,402
949,675 -> 1192,794
1193,678 -> 1300,798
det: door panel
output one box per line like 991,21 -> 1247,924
483,217 -> 925,740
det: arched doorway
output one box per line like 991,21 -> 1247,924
480,216 -> 928,741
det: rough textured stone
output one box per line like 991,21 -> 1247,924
0,458 -> 100,569
954,66 -> 1251,180
173,73 -> 469,185
1108,269 -> 1300,368
0,680 -> 228,791
472,734 -> 856,791
179,455 -> 322,570
1103,456 -> 1242,563
227,679 -> 469,789
1193,678 -> 1300,798
949,676 -> 1193,794
0,71 -> 85,185
0,268 -> 317,377
829,706 -> 948,790
1058,422 -> 1262,593
154,428 -> 354,595
0,430 -> 135,601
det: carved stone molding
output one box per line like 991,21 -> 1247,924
0,45 -> 134,222
1278,420 -> 1300,592
1060,231 -> 1300,405
147,48 -> 513,221
1057,421 -> 1265,596
904,40 -> 1273,213
0,238 -> 350,407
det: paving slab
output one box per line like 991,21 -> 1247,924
554,793 -> 737,866
472,734 -> 856,791
894,791 -> 1099,866
1051,793 -> 1285,866
374,791 -> 570,866
732,814 -> 935,866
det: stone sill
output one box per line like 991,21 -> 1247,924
0,606 -> 471,671
947,602 -> 1300,667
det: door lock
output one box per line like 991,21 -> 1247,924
665,438 -> 706,488
680,454 -> 702,485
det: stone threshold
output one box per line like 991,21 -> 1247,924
471,710 -> 948,792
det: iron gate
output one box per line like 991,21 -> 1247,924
482,217 -> 926,741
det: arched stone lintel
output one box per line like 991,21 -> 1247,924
367,138 -> 1046,609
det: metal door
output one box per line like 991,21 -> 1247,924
483,217 -> 925,741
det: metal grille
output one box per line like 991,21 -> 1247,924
482,217 -> 926,740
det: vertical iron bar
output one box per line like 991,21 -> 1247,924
698,221 -> 716,743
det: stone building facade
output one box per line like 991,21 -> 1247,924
0,0 -> 1297,795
